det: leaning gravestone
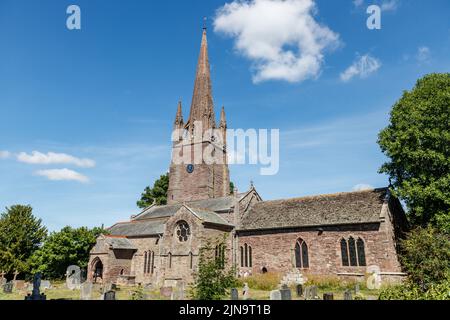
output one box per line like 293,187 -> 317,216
344,290 -> 353,300
104,290 -> 116,300
280,285 -> 292,300
230,288 -> 239,300
270,290 -> 282,300
66,265 -> 82,290
80,282 -> 93,300
3,282 -> 13,294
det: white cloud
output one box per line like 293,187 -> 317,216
35,168 -> 89,183
353,0 -> 364,8
17,151 -> 96,168
0,151 -> 11,159
353,184 -> 374,191
214,0 -> 340,83
416,46 -> 431,63
340,54 -> 381,82
381,0 -> 399,12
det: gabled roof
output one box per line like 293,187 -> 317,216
104,236 -> 137,250
133,193 -> 249,221
108,219 -> 166,237
239,188 -> 389,231
184,205 -> 234,227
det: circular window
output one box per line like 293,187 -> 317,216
176,221 -> 191,242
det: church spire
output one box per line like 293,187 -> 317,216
219,106 -> 227,129
185,27 -> 215,131
174,101 -> 184,128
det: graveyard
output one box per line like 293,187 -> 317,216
0,268 -> 382,301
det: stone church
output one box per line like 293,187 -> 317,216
88,29 -> 408,288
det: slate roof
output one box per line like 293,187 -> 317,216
185,206 -> 234,227
133,193 -> 247,221
109,219 -> 166,237
104,237 -> 137,250
239,188 -> 389,231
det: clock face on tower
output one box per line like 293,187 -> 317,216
186,164 -> 194,174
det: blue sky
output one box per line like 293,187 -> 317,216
1,0 -> 449,231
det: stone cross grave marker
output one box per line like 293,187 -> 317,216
270,290 -> 281,300
25,273 -> 46,300
230,288 -> 239,300
280,284 -> 292,300
344,290 -> 353,300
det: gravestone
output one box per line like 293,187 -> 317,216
323,293 -> 334,300
66,265 -> 82,290
311,285 -> 319,299
304,286 -> 311,300
243,283 -> 250,300
344,290 -> 353,300
104,290 -> 116,300
171,282 -> 185,301
41,280 -> 52,290
160,287 -> 173,299
0,271 -> 6,287
354,283 -> 360,294
270,290 -> 281,300
3,282 -> 13,294
280,285 -> 292,300
230,288 -> 239,300
14,280 -> 26,290
296,284 -> 303,297
25,273 -> 46,300
80,282 -> 93,300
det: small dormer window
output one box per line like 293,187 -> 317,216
176,221 -> 191,242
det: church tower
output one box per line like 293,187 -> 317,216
167,28 -> 230,204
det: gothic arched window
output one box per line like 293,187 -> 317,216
240,243 -> 252,268
295,239 -> 309,269
176,221 -> 191,242
341,237 -> 367,267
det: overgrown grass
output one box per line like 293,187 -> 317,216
305,274 -> 367,291
237,273 -> 282,291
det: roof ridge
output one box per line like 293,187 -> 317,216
255,187 -> 388,205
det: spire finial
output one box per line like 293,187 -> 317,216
203,16 -> 207,30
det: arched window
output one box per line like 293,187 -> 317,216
348,237 -> 357,266
341,239 -> 349,266
341,237 -> 367,267
295,239 -> 309,269
143,251 -> 148,274
357,238 -> 367,266
240,243 -> 252,268
215,244 -> 225,269
176,221 -> 191,242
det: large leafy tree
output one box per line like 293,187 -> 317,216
378,73 -> 450,232
30,226 -> 107,279
0,205 -> 47,276
137,173 -> 169,209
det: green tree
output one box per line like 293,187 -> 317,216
0,205 -> 47,276
137,173 -> 169,209
190,238 -> 237,300
29,226 -> 107,279
378,73 -> 450,232
229,182 -> 235,195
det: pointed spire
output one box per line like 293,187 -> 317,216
185,27 -> 215,131
174,101 -> 184,127
220,106 -> 227,128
